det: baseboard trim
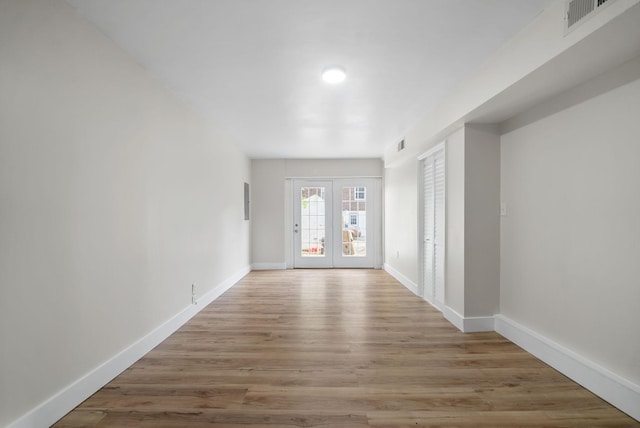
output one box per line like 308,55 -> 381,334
443,307 -> 495,333
495,314 -> 640,422
383,263 -> 419,296
8,265 -> 251,428
251,262 -> 287,270
198,265 -> 251,307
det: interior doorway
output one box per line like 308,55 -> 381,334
419,143 -> 445,308
292,178 -> 381,268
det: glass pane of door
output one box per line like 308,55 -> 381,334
332,178 -> 378,268
341,186 -> 366,257
294,180 -> 333,268
300,186 -> 326,257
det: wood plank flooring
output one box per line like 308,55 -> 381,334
54,269 -> 639,427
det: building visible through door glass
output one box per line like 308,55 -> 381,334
341,186 -> 366,257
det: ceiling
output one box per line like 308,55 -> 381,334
66,0 -> 552,159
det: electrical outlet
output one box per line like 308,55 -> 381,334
191,283 -> 197,305
396,250 -> 400,259
500,203 -> 507,216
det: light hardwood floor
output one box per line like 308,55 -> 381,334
55,269 -> 638,427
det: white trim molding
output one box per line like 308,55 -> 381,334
8,265 -> 251,428
495,314 -> 640,422
251,262 -> 287,270
443,307 -> 495,333
198,265 -> 251,307
384,263 -> 419,296
417,140 -> 446,160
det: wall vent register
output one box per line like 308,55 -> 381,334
565,0 -> 615,32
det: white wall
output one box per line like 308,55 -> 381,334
251,159 -> 383,267
464,125 -> 500,317
0,1 -> 250,426
500,75 -> 640,385
383,157 -> 419,285
251,160 -> 286,266
444,129 -> 466,314
282,159 -> 383,178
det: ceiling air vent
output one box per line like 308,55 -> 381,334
565,0 -> 616,33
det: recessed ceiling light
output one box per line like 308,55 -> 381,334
322,66 -> 346,84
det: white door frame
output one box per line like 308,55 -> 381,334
287,177 -> 382,269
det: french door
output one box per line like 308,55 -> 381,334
293,178 -> 379,268
293,180 -> 333,268
420,144 -> 445,308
